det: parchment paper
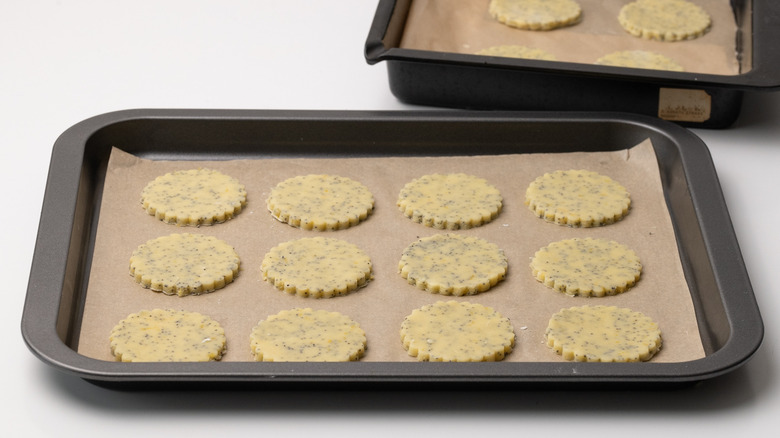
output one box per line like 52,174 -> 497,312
78,141 -> 705,363
400,0 -> 740,75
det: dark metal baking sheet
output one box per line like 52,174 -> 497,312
21,109 -> 763,389
365,0 -> 780,129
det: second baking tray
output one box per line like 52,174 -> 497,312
365,0 -> 780,128
21,109 -> 763,389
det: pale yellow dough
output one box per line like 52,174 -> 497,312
545,305 -> 662,362
141,168 -> 246,226
266,174 -> 374,231
618,0 -> 711,41
397,173 -> 502,229
476,45 -> 556,61
250,308 -> 366,362
399,233 -> 507,296
489,0 -> 582,31
129,233 -> 240,296
110,309 -> 227,362
597,50 -> 684,72
525,169 -> 631,227
530,237 -> 642,297
400,301 -> 515,362
261,237 -> 373,298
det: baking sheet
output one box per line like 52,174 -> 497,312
77,140 -> 705,364
400,0 -> 740,75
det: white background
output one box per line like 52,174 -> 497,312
2,1 -> 778,436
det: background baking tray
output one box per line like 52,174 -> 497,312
364,0 -> 780,129
21,109 -> 762,389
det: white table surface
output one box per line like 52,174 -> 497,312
2,1 -> 778,436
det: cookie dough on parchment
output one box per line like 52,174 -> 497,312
618,0 -> 711,42
399,233 -> 507,296
476,44 -> 557,60
261,237 -> 373,298
110,309 -> 227,362
400,301 -> 516,362
397,173 -> 502,229
266,174 -> 374,231
525,169 -> 631,227
129,233 -> 241,297
530,237 -> 642,297
545,305 -> 662,362
488,0 -> 582,31
250,308 -> 367,362
597,50 -> 684,72
140,168 -> 247,226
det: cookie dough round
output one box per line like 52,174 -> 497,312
250,308 -> 367,362
545,305 -> 662,362
261,237 -> 373,298
597,50 -> 684,72
399,233 -> 507,296
476,45 -> 557,61
525,169 -> 631,227
618,0 -> 711,41
489,0 -> 582,31
401,301 -> 515,362
397,173 -> 502,229
110,309 -> 227,362
266,174 -> 374,231
530,237 -> 642,297
141,168 -> 246,226
130,233 -> 240,296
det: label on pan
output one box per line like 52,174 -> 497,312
658,88 -> 712,123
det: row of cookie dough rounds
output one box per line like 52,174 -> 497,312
262,233 -> 643,300
141,170 -> 502,231
489,0 -> 712,41
477,46 -> 686,72
109,303 -> 662,363
141,168 -> 631,230
140,171 -> 376,230
270,169 -> 633,230
129,232 -> 642,299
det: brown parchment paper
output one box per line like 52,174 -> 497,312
78,141 -> 705,363
400,0 -> 740,75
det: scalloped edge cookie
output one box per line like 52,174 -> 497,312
488,0 -> 582,31
250,308 -> 367,362
129,233 -> 240,296
618,0 -> 711,42
476,45 -> 557,61
261,237 -> 373,298
530,237 -> 642,297
525,169 -> 631,227
400,301 -> 515,362
110,309 -> 227,362
266,174 -> 374,231
397,173 -> 502,230
596,50 -> 684,71
141,168 -> 246,226
545,305 -> 662,362
399,233 -> 507,296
